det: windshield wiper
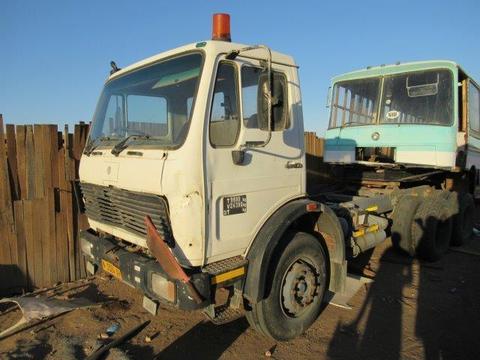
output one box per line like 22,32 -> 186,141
84,136 -> 111,156
111,134 -> 150,156
342,121 -> 370,128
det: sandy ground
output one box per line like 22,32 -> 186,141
1,237 -> 479,360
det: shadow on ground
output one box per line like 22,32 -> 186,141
155,318 -> 249,359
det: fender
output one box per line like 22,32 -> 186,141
243,198 -> 347,304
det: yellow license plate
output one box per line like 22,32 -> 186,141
102,259 -> 122,280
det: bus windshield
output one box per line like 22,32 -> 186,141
380,70 -> 452,125
329,78 -> 380,128
88,52 -> 203,149
328,69 -> 453,128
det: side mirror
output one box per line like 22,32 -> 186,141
326,86 -> 332,108
231,150 -> 245,165
257,72 -> 287,131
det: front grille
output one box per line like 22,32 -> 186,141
80,182 -> 173,243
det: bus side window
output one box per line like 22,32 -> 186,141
469,82 -> 480,136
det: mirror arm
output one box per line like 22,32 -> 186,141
227,45 -> 273,150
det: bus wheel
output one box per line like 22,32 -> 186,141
245,232 -> 327,341
451,192 -> 475,246
411,196 -> 452,261
391,195 -> 422,256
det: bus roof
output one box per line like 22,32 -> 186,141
331,60 -> 471,83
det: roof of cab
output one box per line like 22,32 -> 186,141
331,60 -> 462,83
108,40 -> 297,81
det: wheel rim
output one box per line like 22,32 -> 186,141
280,258 -> 320,318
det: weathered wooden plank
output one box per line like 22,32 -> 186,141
23,199 -> 36,287
32,198 -> 45,287
33,125 -> 46,199
0,114 -> 11,209
13,200 -> 28,289
45,190 -> 57,285
73,123 -> 89,278
55,130 -> 69,282
43,126 -> 59,285
55,189 -> 69,282
25,125 -> 35,200
6,124 -> 19,201
0,115 -> 17,273
15,125 -> 27,200
63,126 -> 76,281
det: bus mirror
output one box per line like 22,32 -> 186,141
326,86 -> 332,108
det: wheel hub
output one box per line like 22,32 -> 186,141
281,260 -> 319,317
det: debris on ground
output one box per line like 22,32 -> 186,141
86,320 -> 150,360
106,323 -> 120,336
264,344 -> 276,357
0,295 -> 101,339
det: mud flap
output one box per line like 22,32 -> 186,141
144,216 -> 203,304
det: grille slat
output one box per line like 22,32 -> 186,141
80,183 -> 173,241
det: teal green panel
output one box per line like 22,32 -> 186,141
325,124 -> 457,152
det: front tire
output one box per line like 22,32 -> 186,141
245,232 -> 327,341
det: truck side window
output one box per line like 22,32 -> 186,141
469,82 -> 480,135
241,66 -> 261,128
210,62 -> 240,147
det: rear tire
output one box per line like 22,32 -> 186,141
245,232 -> 327,341
411,196 -> 452,261
391,195 -> 422,256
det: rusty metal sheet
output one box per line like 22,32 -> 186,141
144,215 -> 202,304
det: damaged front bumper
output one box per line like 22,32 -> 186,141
79,230 -> 211,311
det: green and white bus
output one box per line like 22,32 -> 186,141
324,60 -> 480,195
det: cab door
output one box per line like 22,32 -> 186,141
205,57 -> 305,262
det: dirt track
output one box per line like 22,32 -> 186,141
1,237 -> 480,360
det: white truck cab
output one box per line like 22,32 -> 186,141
80,38 -> 305,267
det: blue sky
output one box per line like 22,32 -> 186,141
1,0 -> 479,136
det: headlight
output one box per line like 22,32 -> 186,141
151,273 -> 176,302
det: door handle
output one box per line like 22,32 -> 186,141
286,161 -> 303,169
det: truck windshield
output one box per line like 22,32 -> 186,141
88,52 -> 203,149
380,69 -> 452,125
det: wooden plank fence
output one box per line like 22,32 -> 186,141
0,116 -> 325,294
304,131 -> 324,159
0,114 -> 89,294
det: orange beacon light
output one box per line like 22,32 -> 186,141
212,13 -> 231,42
